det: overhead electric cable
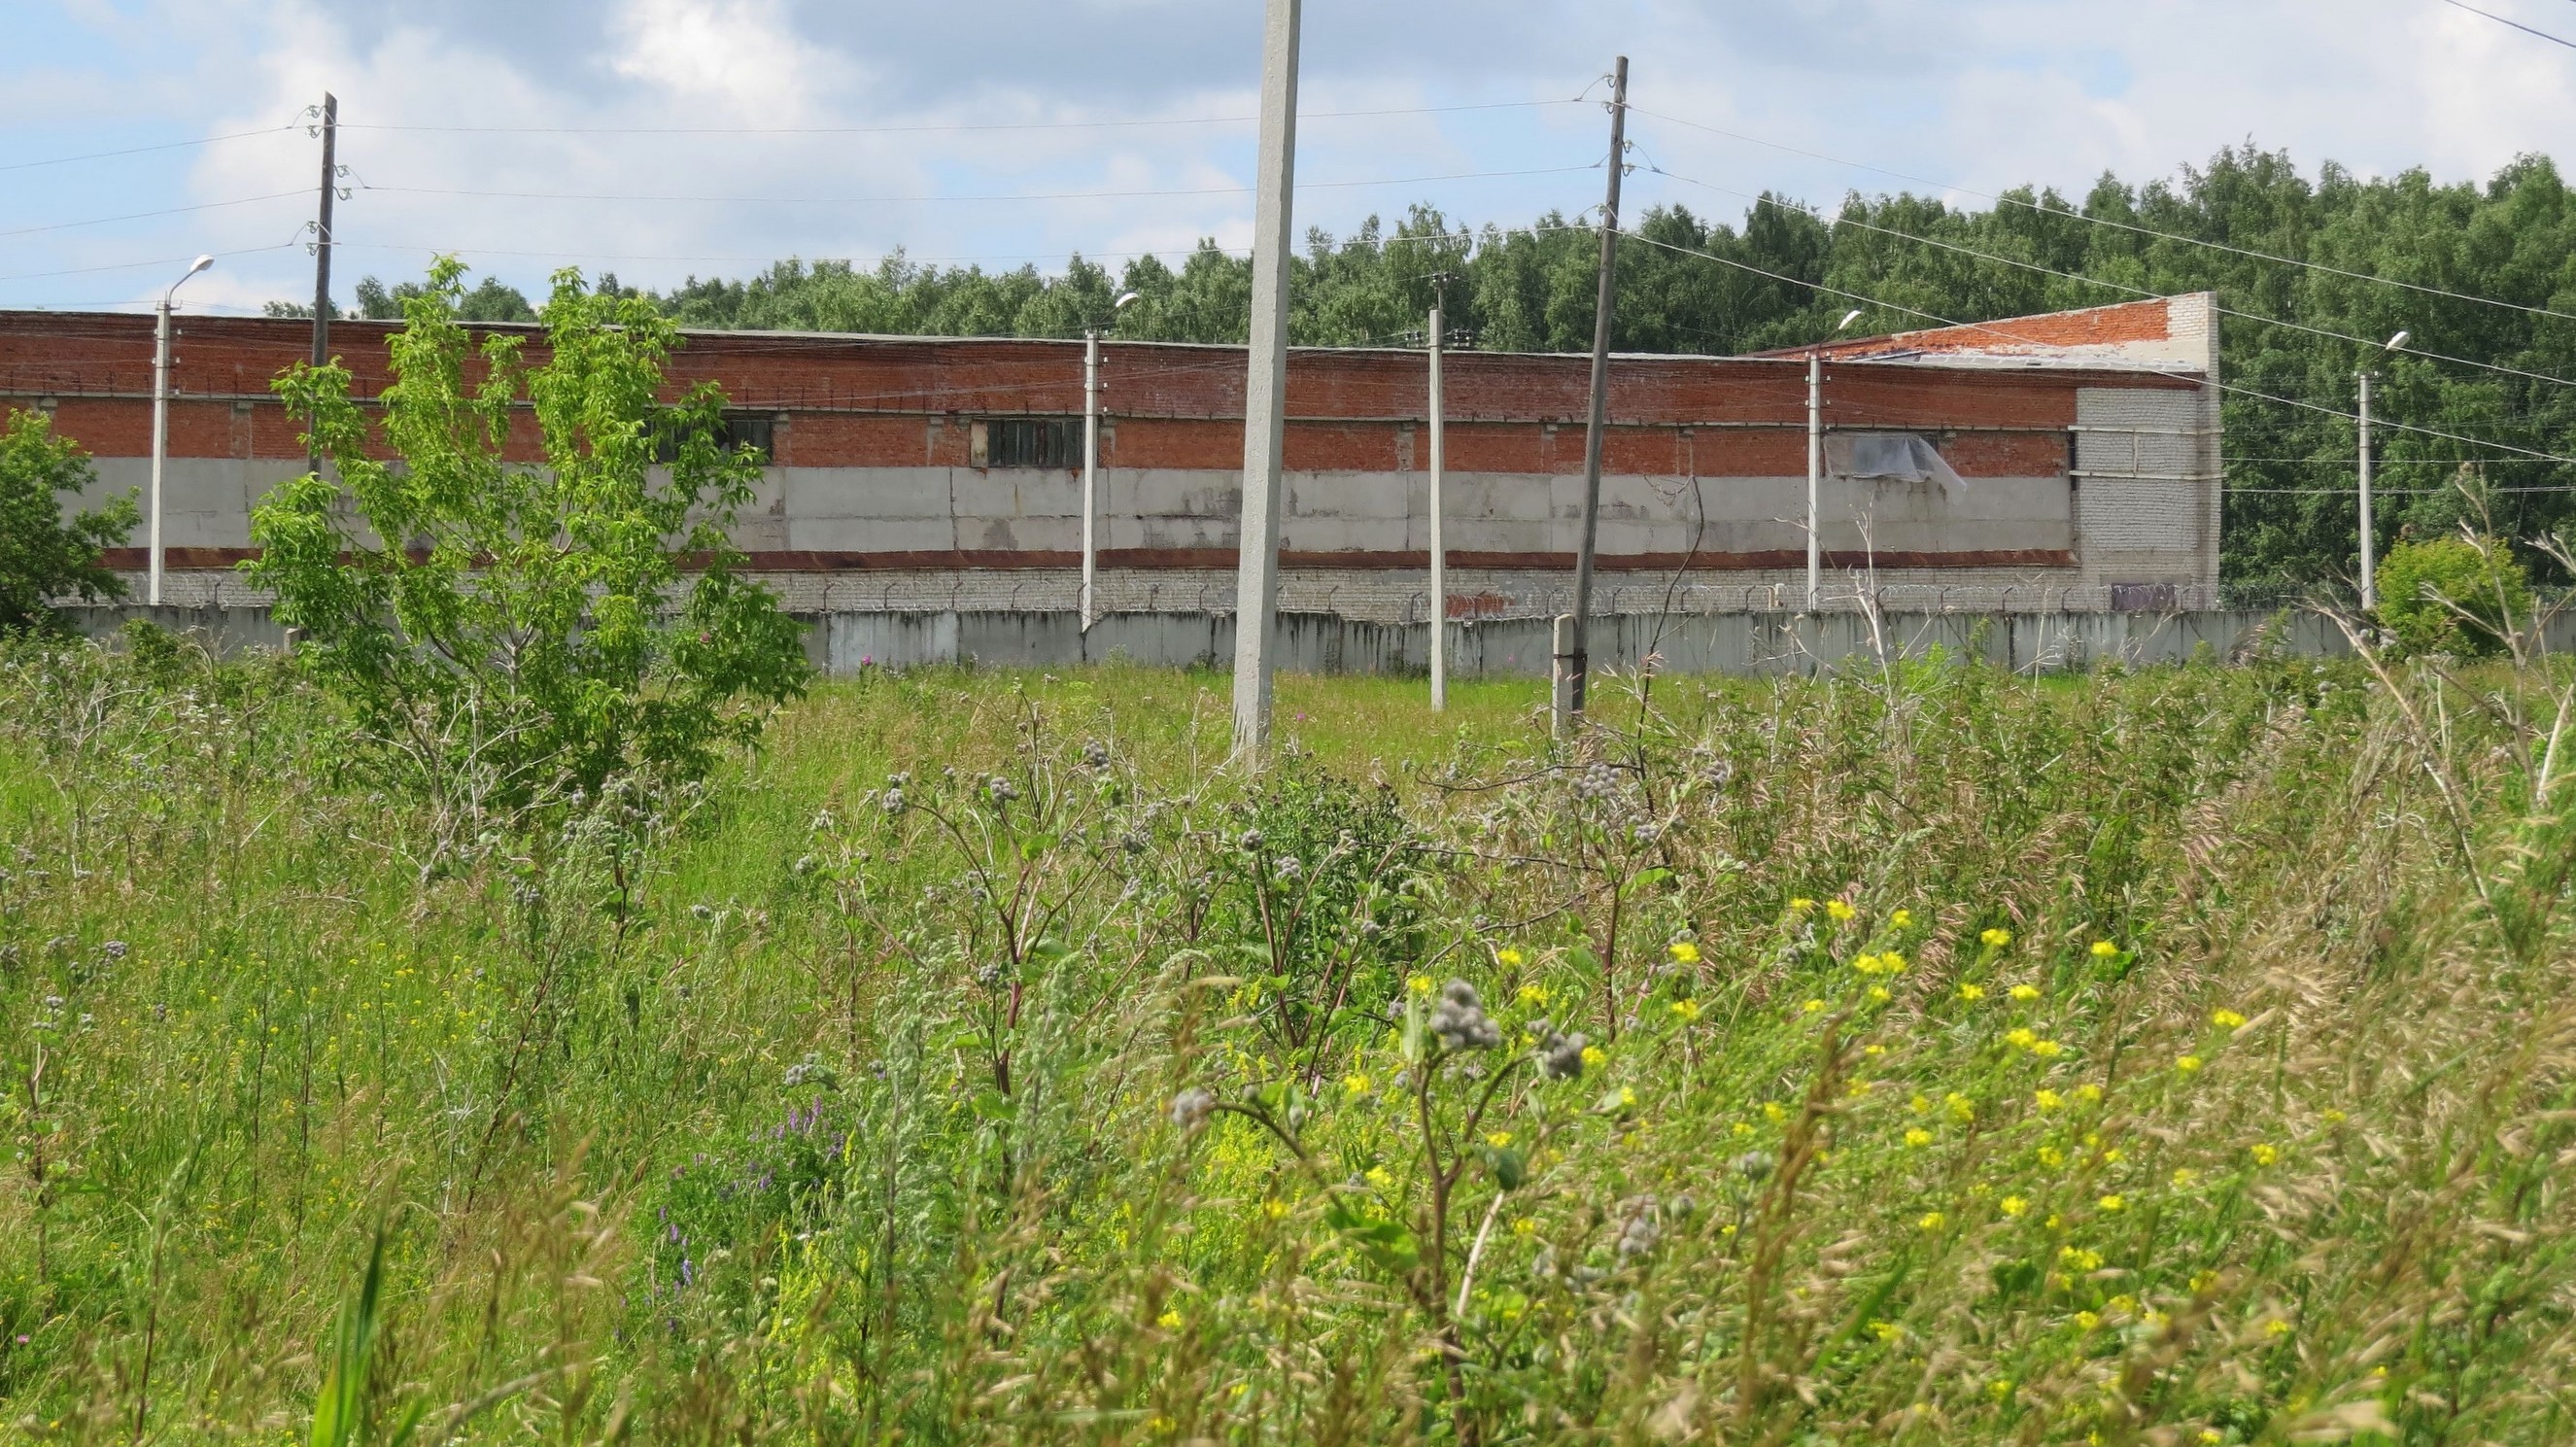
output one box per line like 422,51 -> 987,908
1612,226 -> 2576,465
1623,104 -> 2576,326
1638,163 -> 2576,391
0,189 -> 310,240
340,97 -> 1587,137
0,122 -> 301,174
2438,0 -> 2576,49
0,238 -> 306,285
356,162 -> 1599,207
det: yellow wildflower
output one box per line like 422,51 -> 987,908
1511,1216 -> 1536,1236
1905,1128 -> 1934,1148
2172,1167 -> 2196,1187
1882,950 -> 1906,971
1618,1085 -> 1637,1109
2264,1319 -> 2293,1338
1732,1120 -> 1754,1136
2249,1143 -> 2280,1166
1802,998 -> 1825,1014
2030,1039 -> 2063,1058
1891,909 -> 1914,927
1917,1211 -> 1945,1231
1789,897 -> 1816,913
2211,1008 -> 2246,1029
1980,926 -> 2013,947
1365,1165 -> 1393,1189
1669,998 -> 1701,1022
1344,1073 -> 1372,1096
1262,1198 -> 1289,1220
2009,983 -> 2042,1002
1485,1130 -> 1514,1148
1910,1093 -> 1932,1114
2075,1310 -> 2101,1330
2060,1246 -> 2104,1271
1867,985 -> 1892,1003
1157,1309 -> 1184,1329
1863,1043 -> 1885,1056
2090,941 -> 2120,958
1497,947 -> 1526,967
2176,1054 -> 2203,1073
1958,982 -> 1986,1001
1853,952 -> 1881,975
2097,1193 -> 2125,1213
2006,1027 -> 2039,1050
1407,974 -> 1434,996
2322,1108 -> 2348,1123
1581,1045 -> 1607,1069
1945,1092 -> 1975,1122
1988,1379 -> 2014,1401
1763,1101 -> 1788,1122
2075,1084 -> 2103,1104
2199,1431 -> 2223,1445
2000,1194 -> 2028,1218
2035,1089 -> 2065,1111
1827,900 -> 1857,921
1668,940 -> 1700,965
1516,982 -> 1549,1006
2038,1146 -> 2067,1168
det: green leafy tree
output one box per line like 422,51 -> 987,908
2373,533 -> 2535,655
0,408 -> 138,632
246,258 -> 810,813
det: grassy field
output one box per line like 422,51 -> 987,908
3,640 -> 2575,1444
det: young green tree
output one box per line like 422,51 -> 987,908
0,407 -> 139,633
246,258 -> 810,813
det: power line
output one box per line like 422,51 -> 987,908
0,122 -> 301,175
0,189 -> 310,240
2439,0 -> 2576,48
0,239 -> 307,285
1636,163 -> 2576,391
1623,104 -> 2576,327
1612,225 -> 2576,465
338,97 -> 1587,138
353,162 -> 1599,208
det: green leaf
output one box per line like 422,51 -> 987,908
1474,1144 -> 1528,1191
1324,1201 -> 1421,1274
969,1088 -> 1017,1122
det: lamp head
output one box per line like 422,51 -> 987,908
1114,291 -> 1141,311
1836,308 -> 1865,333
2384,329 -> 2409,352
188,255 -> 214,276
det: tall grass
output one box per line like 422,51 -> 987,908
2,639 -> 2572,1443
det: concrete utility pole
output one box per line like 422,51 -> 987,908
1082,291 -> 1141,632
1805,349 -> 1824,611
150,256 -> 214,607
1427,298 -> 1448,711
1555,54 -> 1627,737
2357,369 -> 2377,612
1230,0 -> 1301,761
1082,328 -> 1102,630
308,92 -> 337,480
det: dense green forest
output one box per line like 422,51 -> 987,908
316,146 -> 2576,590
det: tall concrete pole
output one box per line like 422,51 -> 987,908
1557,54 -> 1627,735
1427,300 -> 1447,711
309,92 -> 337,480
2357,369 -> 2377,612
1805,349 -> 1823,611
1082,327 -> 1101,630
1230,0 -> 1301,761
150,297 -> 172,607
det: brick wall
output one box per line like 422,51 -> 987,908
6,301 -> 2221,614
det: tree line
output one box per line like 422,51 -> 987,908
281,145 -> 2576,589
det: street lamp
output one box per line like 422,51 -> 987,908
1082,290 -> 1142,631
2356,328 -> 2408,612
1805,307 -> 1865,611
150,254 -> 215,606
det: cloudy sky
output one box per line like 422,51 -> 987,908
5,0 -> 2573,317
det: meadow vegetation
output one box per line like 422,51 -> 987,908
3,642 -> 2575,1444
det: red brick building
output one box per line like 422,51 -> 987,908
6,293 -> 2219,619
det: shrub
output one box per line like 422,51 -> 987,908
2374,534 -> 2532,656
246,258 -> 811,816
0,408 -> 137,633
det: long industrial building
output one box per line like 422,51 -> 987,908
7,293 -> 2219,620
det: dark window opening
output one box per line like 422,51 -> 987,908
982,418 -> 1079,469
656,412 -> 775,464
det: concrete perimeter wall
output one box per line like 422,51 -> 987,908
70,604 -> 2556,677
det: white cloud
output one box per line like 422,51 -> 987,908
608,0 -> 834,121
